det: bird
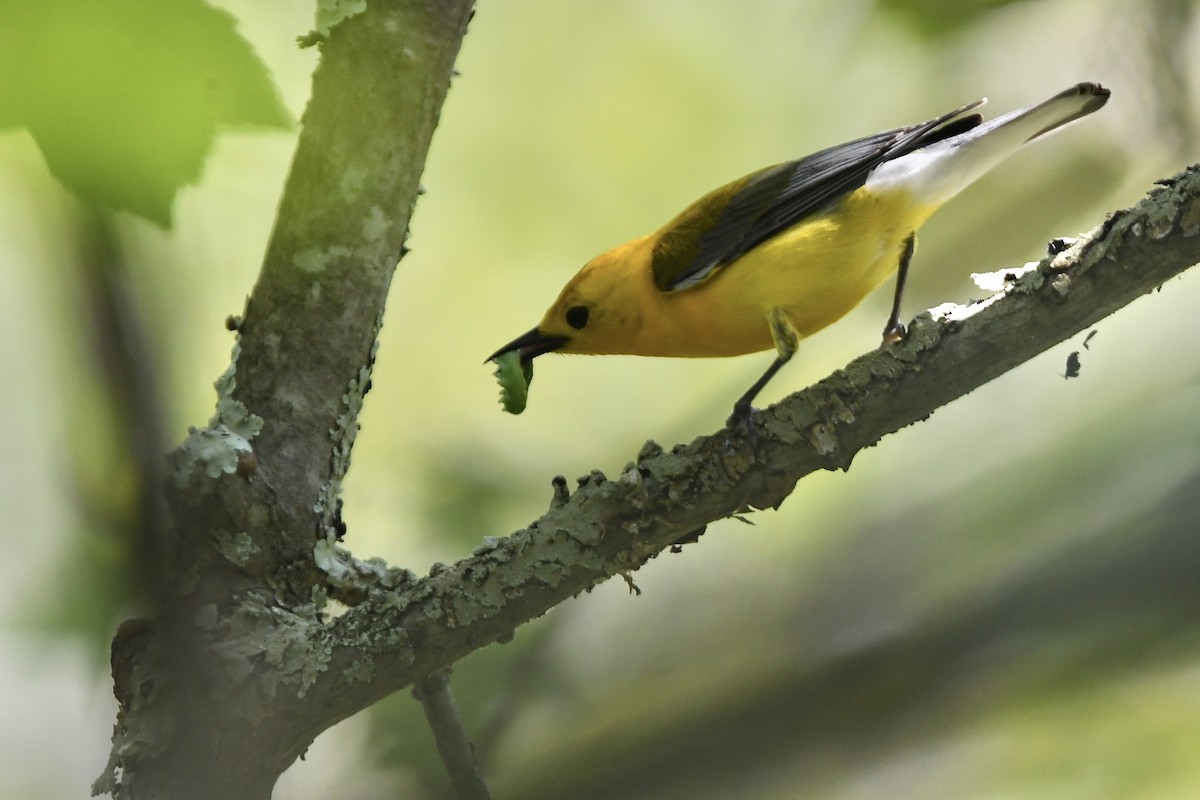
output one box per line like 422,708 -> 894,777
488,82 -> 1110,423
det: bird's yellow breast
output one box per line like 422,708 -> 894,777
629,187 -> 937,357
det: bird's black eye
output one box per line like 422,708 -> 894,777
565,305 -> 589,329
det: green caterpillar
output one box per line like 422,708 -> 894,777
492,350 -> 533,415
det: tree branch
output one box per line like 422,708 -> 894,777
299,164 -> 1200,724
232,1 -> 450,587
413,670 -> 493,800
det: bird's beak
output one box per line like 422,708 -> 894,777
485,327 -> 568,364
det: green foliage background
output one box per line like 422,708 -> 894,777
2,0 -> 1199,798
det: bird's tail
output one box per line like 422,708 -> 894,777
866,82 -> 1110,206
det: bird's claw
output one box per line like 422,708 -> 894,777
881,321 -> 906,346
726,400 -> 753,428
725,402 -> 761,450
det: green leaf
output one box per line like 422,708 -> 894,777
0,0 -> 292,226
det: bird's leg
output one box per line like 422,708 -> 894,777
882,232 -> 916,344
727,309 -> 798,427
728,355 -> 790,425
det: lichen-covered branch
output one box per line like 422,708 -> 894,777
231,0 -> 477,600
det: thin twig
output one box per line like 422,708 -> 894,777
413,670 -> 492,800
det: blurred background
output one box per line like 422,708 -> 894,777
3,0 -> 1200,797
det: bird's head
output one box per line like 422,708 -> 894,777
487,239 -> 652,368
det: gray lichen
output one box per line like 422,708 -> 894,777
212,530 -> 259,567
313,0 -> 368,40
168,344 -> 263,488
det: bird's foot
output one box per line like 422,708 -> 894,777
725,401 -> 761,451
726,398 -> 753,428
881,321 -> 906,346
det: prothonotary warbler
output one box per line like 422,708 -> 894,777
488,82 -> 1110,422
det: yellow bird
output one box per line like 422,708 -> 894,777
489,83 -> 1110,421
